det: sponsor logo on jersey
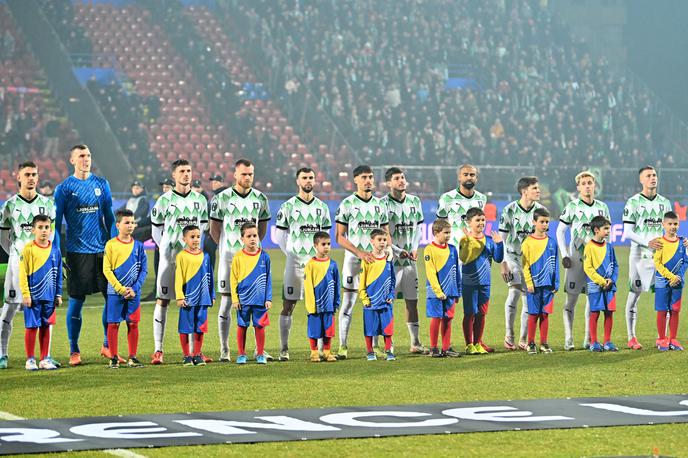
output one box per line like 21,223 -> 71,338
642,218 -> 663,228
358,220 -> 382,230
299,223 -> 322,233
233,217 -> 255,228
176,216 -> 199,227
76,205 -> 99,214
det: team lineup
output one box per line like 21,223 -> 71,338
0,144 -> 686,370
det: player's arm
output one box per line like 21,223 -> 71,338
258,220 -> 268,241
358,261 -> 371,306
274,228 -> 288,255
258,193 -> 271,241
521,241 -> 535,292
423,247 -> 446,299
134,247 -> 148,296
336,222 -> 365,258
622,222 -> 652,248
303,262 -> 317,314
54,183 -> 65,242
583,245 -> 606,286
653,249 -> 677,283
209,219 -> 222,245
0,229 -> 9,255
102,180 -> 116,238
555,220 -> 571,261
150,197 -> 165,246
102,244 -> 126,295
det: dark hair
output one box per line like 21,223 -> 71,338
432,219 -> 451,234
353,165 -> 373,178
370,228 -> 387,239
517,176 -> 538,194
296,167 -> 315,179
313,231 -> 331,244
171,159 -> 190,171
458,164 -> 478,175
70,144 -> 88,153
240,222 -> 257,236
235,158 -> 253,168
590,215 -> 611,232
17,161 -> 37,171
32,214 -> 51,226
534,207 -> 550,220
639,166 -> 655,175
664,211 -> 679,221
384,166 -> 404,182
116,209 -> 135,222
465,207 -> 485,221
182,225 -> 200,236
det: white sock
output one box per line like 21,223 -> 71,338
0,303 -> 19,357
563,293 -> 579,343
518,295 -> 529,342
625,290 -> 641,339
583,296 -> 591,345
504,288 -> 521,341
218,296 -> 232,356
338,291 -> 357,347
279,315 -> 292,351
407,322 -> 420,346
153,304 -> 168,352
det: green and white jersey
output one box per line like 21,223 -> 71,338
335,193 -> 389,252
559,198 -> 610,254
498,200 -> 546,256
436,188 -> 487,246
382,193 -> 424,267
623,192 -> 672,256
276,195 -> 331,259
151,190 -> 208,252
210,187 -> 271,255
0,194 -> 55,257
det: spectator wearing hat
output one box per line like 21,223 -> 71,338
118,180 -> 151,243
209,174 -> 227,194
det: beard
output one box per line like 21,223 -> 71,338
301,185 -> 313,193
462,181 -> 475,190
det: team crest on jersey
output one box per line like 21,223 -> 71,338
220,281 -> 226,288
39,207 -> 45,214
194,202 -> 200,210
253,203 -> 260,210
94,188 -> 101,196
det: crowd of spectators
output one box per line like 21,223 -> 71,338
40,0 -> 92,56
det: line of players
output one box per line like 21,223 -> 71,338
0,144 -> 684,368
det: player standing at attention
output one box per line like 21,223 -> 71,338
583,216 -> 619,352
335,165 -> 389,359
555,171 -> 610,350
382,167 -> 427,354
176,225 -> 215,366
424,219 -> 462,357
103,209 -> 148,369
19,215 -> 62,370
459,208 -> 503,355
274,167 -> 331,361
436,164 -> 487,249
231,222 -> 272,365
623,166 -> 677,350
54,145 -> 115,366
210,159 -> 271,362
521,208 -> 559,355
0,161 -> 56,369
304,231 -> 340,362
499,176 -> 546,350
150,159 -> 208,364
653,211 -> 687,351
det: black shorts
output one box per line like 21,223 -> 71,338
66,252 -> 108,297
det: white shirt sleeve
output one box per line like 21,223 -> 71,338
622,222 -> 647,247
556,221 -> 570,259
274,228 -> 288,255
152,224 -> 163,247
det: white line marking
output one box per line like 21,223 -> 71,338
0,411 -> 24,420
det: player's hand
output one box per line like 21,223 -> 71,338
648,237 -> 663,250
55,296 -> 62,307
232,302 -> 241,310
408,250 -> 418,261
491,231 -> 503,244
386,298 -> 393,304
500,262 -> 513,283
177,299 -> 188,308
683,237 -> 688,248
462,227 -> 470,238
603,279 -> 613,290
359,251 -> 375,263
22,297 -> 32,308
265,300 -> 272,310
527,286 -> 534,294
562,257 -> 572,269
399,250 -> 409,259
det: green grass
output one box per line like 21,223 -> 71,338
2,247 -> 688,457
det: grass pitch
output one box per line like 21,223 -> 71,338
2,247 -> 688,457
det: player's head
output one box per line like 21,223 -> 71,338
466,207 -> 485,233
31,214 -> 52,243
352,165 -> 374,193
590,215 -> 611,239
171,159 -> 192,187
533,207 -> 550,234
575,171 -> 596,199
384,166 -> 407,193
313,231 -> 331,258
370,228 -> 388,252
295,167 -> 315,194
639,166 -> 658,191
457,164 -> 478,190
240,222 -> 259,250
234,159 -> 255,190
115,209 -> 136,236
69,144 -> 91,174
432,219 -> 452,244
663,211 -> 679,236
517,176 -> 540,201
182,225 -> 201,251
16,161 -> 38,192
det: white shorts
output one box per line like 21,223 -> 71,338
342,252 -> 362,291
156,247 -> 181,300
504,253 -> 525,292
563,252 -> 587,295
394,264 -> 418,300
216,250 -> 236,294
629,247 -> 655,293
3,255 -> 23,304
283,254 -> 308,301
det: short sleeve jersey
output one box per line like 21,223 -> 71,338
275,195 -> 331,259
623,193 -> 672,257
0,194 -> 55,257
151,190 -> 208,252
559,198 -> 611,254
382,194 -> 424,267
210,187 -> 271,255
436,189 -> 487,246
335,194 -> 389,252
498,200 -> 546,256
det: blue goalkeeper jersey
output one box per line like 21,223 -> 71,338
55,174 -> 115,253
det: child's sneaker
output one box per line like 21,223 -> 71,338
236,354 -> 248,364
254,350 -> 274,361
670,339 -> 684,351
385,351 -> 396,361
474,343 -> 489,355
657,339 -> 671,352
310,350 -> 321,362
465,343 -> 478,355
603,341 -> 619,352
539,343 -> 553,353
478,341 -> 494,353
337,346 -> 348,360
429,347 -> 443,358
589,341 -> 603,352
255,354 -> 267,365
127,357 -> 144,368
323,350 -> 337,362
527,343 -> 538,354
182,356 -> 194,366
279,350 -> 290,361
627,337 -> 643,350
108,357 -> 119,369
69,352 -> 82,366
0,356 -> 7,369
25,358 -> 38,371
193,355 -> 206,366
151,351 -> 164,365
39,358 -> 58,370
366,352 -> 377,361
443,347 -> 461,357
